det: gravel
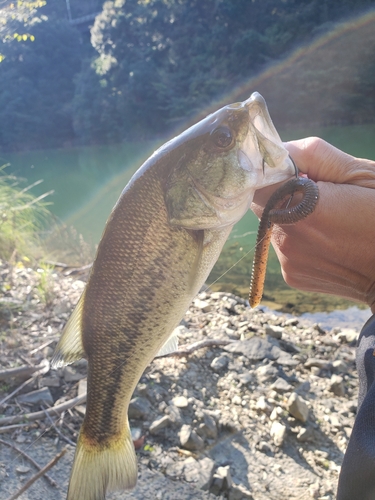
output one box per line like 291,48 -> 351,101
0,261 -> 361,499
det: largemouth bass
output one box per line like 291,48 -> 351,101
52,92 -> 296,500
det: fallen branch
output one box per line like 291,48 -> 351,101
64,263 -> 92,276
0,423 -> 33,434
0,393 -> 87,426
0,360 -> 50,407
5,448 -> 66,500
158,338 -> 235,358
0,365 -> 41,382
0,438 -> 57,487
29,338 -> 59,355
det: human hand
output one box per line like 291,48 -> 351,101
251,137 -> 375,312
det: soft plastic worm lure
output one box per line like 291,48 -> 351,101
249,176 -> 319,308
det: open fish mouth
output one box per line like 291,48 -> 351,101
239,92 -> 295,179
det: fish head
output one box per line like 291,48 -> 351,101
165,92 -> 296,230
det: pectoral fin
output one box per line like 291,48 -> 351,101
51,293 -> 86,368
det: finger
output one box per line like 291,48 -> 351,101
285,137 -> 375,187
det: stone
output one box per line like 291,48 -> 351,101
329,375 -> 346,397
270,406 -> 283,421
211,465 -> 233,494
39,376 -> 60,388
198,412 -> 218,440
172,395 -> 189,408
332,359 -> 349,373
334,328 -> 358,344
265,325 -> 284,339
275,351 -> 299,367
296,381 -> 311,394
222,297 -> 238,312
149,415 -> 172,435
210,355 -> 230,372
179,424 -> 205,450
63,366 -> 85,382
224,336 -> 280,361
193,299 -> 212,313
17,387 -> 53,406
228,483 -> 254,499
183,456 -> 215,490
258,441 -> 273,454
284,318 -> 299,326
271,377 -> 293,393
256,396 -> 271,413
128,397 -> 152,420
304,358 -> 332,370
297,426 -> 314,442
287,392 -> 309,422
165,404 -> 183,423
270,421 -> 287,446
237,372 -> 253,385
16,465 -> 31,474
256,363 -> 278,382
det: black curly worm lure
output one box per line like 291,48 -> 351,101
249,175 -> 319,308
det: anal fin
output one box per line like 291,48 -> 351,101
155,328 -> 179,357
51,292 -> 86,368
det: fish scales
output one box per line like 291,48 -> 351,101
81,165 -> 228,444
52,92 -> 297,500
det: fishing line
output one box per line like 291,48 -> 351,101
207,232 -> 268,290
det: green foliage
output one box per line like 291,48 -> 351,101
36,261 -> 54,305
0,6 -> 84,151
1,0 -> 375,150
73,0 -> 375,144
0,167 -> 51,259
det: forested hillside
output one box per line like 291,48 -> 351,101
0,0 -> 374,152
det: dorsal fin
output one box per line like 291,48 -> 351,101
51,292 -> 87,368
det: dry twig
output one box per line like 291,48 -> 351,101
5,448 -> 66,500
0,365 -> 41,382
29,338 -> 59,355
0,360 -> 50,407
159,338 -> 235,358
0,423 -> 33,434
0,438 -> 57,487
0,393 -> 87,426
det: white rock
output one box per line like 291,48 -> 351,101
256,396 -> 271,413
193,299 -> 212,313
265,325 -> 284,339
287,392 -> 309,422
179,424 -> 204,450
149,415 -> 172,434
270,421 -> 287,446
172,395 -> 189,408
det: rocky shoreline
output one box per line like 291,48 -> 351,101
0,261 -> 361,499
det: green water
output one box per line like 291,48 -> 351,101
2,123 -> 375,315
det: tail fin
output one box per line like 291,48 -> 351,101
67,423 -> 137,500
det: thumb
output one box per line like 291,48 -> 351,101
285,137 -> 375,188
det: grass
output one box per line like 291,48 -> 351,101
0,165 -> 52,260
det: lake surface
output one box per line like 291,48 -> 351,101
2,123 -> 374,321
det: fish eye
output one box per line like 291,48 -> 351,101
210,126 -> 234,149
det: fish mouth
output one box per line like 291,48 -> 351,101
239,92 -> 296,185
